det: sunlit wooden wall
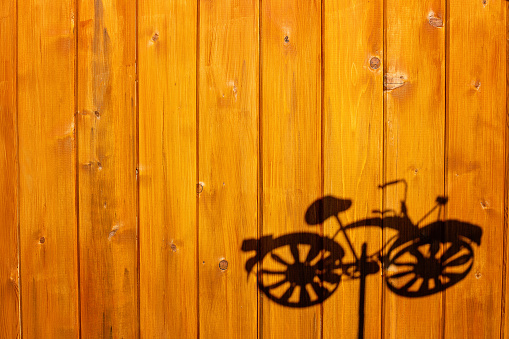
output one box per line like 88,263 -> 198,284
0,0 -> 507,337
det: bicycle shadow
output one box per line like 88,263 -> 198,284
241,191 -> 483,337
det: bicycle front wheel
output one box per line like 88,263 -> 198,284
385,236 -> 474,297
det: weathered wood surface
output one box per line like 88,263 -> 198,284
77,0 -> 138,337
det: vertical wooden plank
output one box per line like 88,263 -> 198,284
0,0 -> 19,336
138,0 -> 197,337
384,0 -> 446,336
77,0 -> 137,337
322,0 -> 383,337
18,0 -> 78,336
198,1 -> 259,337
506,3 -> 509,336
446,0 -> 506,337
260,0 -> 321,337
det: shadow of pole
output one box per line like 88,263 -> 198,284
358,243 -> 367,339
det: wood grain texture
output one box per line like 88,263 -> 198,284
3,1 -> 509,336
506,3 -> 509,337
138,0 -> 197,337
17,0 -> 78,336
198,0 -> 259,338
0,0 -> 20,337
384,0 -> 446,336
322,0 -> 383,337
446,0 -> 506,337
77,0 -> 137,337
261,0 -> 322,337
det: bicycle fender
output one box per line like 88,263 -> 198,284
241,235 -> 274,274
421,220 -> 483,245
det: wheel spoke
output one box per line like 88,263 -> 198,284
390,261 -> 416,267
443,254 -> 471,267
265,279 -> 287,290
441,243 -> 462,261
391,242 -> 423,262
410,246 -> 425,261
290,243 -> 301,263
259,269 -> 286,276
418,278 -> 429,293
428,241 -> 440,258
271,253 -> 291,266
389,269 -> 415,279
432,277 -> 442,290
401,276 -> 418,291
311,282 -> 325,299
390,247 -> 408,262
280,285 -> 296,302
305,245 -> 321,263
299,285 -> 311,305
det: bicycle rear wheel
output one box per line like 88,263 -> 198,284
255,233 -> 344,307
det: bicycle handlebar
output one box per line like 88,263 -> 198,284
378,179 -> 408,204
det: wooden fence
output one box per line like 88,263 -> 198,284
0,0 -> 508,337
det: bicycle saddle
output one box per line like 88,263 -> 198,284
305,196 -> 352,225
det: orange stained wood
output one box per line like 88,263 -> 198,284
138,0 -> 198,337
322,0 -> 384,337
261,0 -> 322,337
0,0 -> 19,337
446,0 -> 506,337
198,0 -> 259,338
17,0 -> 79,336
0,0 -> 506,337
384,0 -> 446,337
77,0 -> 138,337
506,1 -> 509,335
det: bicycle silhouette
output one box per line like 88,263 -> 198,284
241,180 -> 482,308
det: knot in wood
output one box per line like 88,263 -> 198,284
369,57 -> 381,70
196,183 -> 204,194
219,260 -> 228,271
